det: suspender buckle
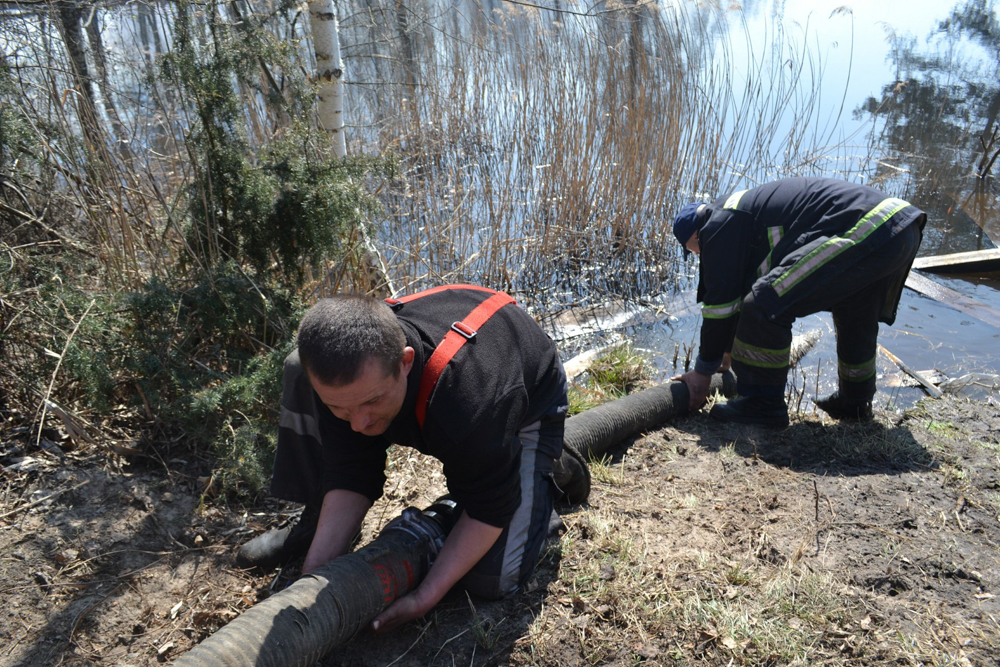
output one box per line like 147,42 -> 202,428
450,321 -> 477,339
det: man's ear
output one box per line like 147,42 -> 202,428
400,346 -> 415,375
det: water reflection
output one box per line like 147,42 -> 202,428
1,0 -> 997,393
857,0 -> 1000,254
340,0 -> 880,309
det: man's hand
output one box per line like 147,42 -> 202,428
302,489 -> 371,574
372,588 -> 434,634
719,352 -> 732,372
670,369 -> 712,412
371,511 -> 502,634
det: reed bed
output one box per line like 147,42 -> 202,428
1,0 -> 872,308
0,0 -> 881,440
322,0 -> 873,307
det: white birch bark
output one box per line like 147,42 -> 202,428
309,0 -> 346,158
309,0 -> 394,295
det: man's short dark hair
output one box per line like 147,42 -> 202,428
297,295 -> 406,386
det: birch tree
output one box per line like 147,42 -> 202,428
309,0 -> 346,158
308,0 -> 395,294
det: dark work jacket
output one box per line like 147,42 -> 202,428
290,287 -> 567,528
695,177 -> 926,369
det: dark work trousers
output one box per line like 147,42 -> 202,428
732,223 -> 923,398
463,414 -> 563,598
270,351 -> 566,600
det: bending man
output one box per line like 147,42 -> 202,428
238,285 -> 589,633
672,177 -> 926,427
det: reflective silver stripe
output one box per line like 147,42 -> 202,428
772,197 -> 910,297
279,405 -> 321,442
499,419 -> 541,594
839,357 -> 877,382
768,226 -> 783,249
724,189 -> 748,210
702,298 -> 741,320
732,338 -> 790,369
757,227 -> 783,277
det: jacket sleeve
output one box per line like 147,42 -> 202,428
695,213 -> 753,370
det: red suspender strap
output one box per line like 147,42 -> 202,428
385,285 -> 517,430
383,283 -> 494,308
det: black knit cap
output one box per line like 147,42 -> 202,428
672,202 -> 703,256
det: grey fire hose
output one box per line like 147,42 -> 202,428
171,378 -> 736,667
172,497 -> 460,667
561,329 -> 819,461
563,370 -> 736,461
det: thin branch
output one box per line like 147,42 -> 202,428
500,0 -> 623,18
35,298 -> 96,451
0,480 -> 90,521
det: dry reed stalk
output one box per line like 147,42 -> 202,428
2,0 -> 870,309
359,4 -> 811,303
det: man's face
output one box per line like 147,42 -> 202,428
685,230 -> 701,256
309,347 -> 414,436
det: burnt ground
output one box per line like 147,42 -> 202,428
2,393 -> 999,667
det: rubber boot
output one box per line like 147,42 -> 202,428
709,395 -> 789,428
814,391 -> 874,421
553,445 -> 591,505
236,506 -> 319,569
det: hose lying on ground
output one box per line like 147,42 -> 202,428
561,329 -> 819,461
172,378 -> 735,667
172,498 -> 460,667
171,329 -> 826,666
563,370 -> 737,461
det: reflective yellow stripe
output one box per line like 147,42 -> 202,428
724,189 -> 748,210
702,298 -> 741,320
732,338 -> 790,369
767,226 -> 783,249
839,357 -> 876,382
757,227 -> 784,277
772,197 -> 910,298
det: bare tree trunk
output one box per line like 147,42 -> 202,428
626,0 -> 642,106
395,0 -> 421,138
226,0 -> 288,131
84,3 -> 131,153
309,0 -> 346,158
308,0 -> 394,295
55,0 -> 103,149
138,0 -> 154,69
975,88 -> 1000,177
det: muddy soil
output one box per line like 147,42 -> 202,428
2,394 -> 998,666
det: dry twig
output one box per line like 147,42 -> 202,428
35,299 -> 96,452
0,480 -> 90,521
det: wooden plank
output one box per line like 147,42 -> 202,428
904,271 -> 1000,329
910,248 -> 1000,274
878,345 -> 943,398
